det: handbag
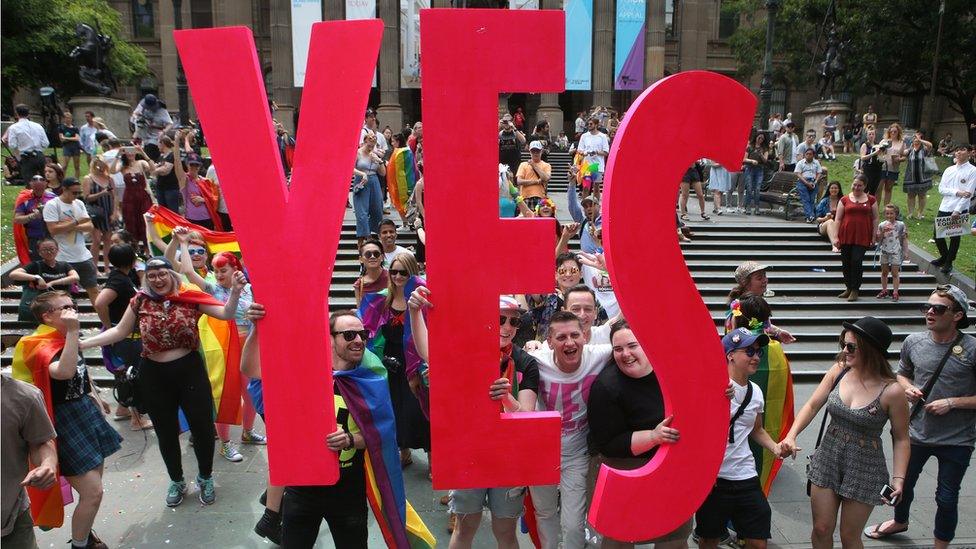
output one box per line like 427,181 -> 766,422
909,332 -> 964,420
807,367 -> 850,496
923,155 -> 940,176
113,363 -> 143,411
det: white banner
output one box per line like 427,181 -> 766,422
510,0 -> 540,8
345,0 -> 378,87
291,0 -> 322,87
400,0 -> 428,88
935,213 -> 971,239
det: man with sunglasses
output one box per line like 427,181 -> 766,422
694,328 -> 784,549
866,284 -> 975,546
13,174 -> 57,261
43,177 -> 100,304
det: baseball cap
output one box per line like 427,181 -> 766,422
499,295 -> 525,313
185,152 -> 203,166
580,195 -> 599,206
529,141 -> 544,151
734,261 -> 770,285
722,328 -> 770,354
937,284 -> 972,328
143,94 -> 158,108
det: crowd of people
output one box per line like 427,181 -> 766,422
1,95 -> 975,549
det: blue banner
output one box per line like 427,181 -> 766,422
564,0 -> 593,91
614,0 -> 645,90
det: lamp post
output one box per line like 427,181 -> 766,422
173,0 -> 189,125
757,0 -> 780,131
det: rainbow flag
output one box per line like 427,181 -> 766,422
10,325 -> 68,528
335,350 -> 436,548
199,315 -> 243,425
148,205 -> 239,254
358,276 -> 429,417
386,147 -> 418,218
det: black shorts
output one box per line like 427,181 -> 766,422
694,476 -> 771,541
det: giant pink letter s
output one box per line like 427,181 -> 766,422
422,9 -> 563,488
591,71 -> 757,540
174,21 -> 382,485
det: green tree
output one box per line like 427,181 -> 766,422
726,0 -> 976,143
1,0 -> 149,110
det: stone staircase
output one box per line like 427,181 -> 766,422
0,216 -> 942,380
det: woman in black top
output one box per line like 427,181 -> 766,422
587,319 -> 689,548
8,238 -> 78,323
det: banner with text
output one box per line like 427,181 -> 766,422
346,0 -> 378,87
291,0 -> 322,86
400,0 -> 428,88
564,0 -> 593,90
614,0 -> 645,90
935,213 -> 971,239
509,0 -> 540,8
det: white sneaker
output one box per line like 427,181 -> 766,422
219,441 -> 244,462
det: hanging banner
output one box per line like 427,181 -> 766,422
291,0 -> 322,87
346,0 -> 378,87
614,0 -> 645,90
564,0 -> 593,91
510,0 -> 540,8
400,0 -> 428,88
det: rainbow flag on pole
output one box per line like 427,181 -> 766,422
335,351 -> 435,548
148,205 -> 240,254
386,147 -> 419,218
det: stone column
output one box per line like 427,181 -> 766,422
270,0 -> 296,132
214,0 -> 253,26
537,0 -> 565,134
645,0 -> 666,84
158,0 -> 191,119
678,0 -> 708,70
592,0 -> 614,108
377,0 -> 403,132
323,2 -> 343,19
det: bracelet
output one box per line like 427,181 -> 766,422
948,398 -> 954,410
345,431 -> 354,450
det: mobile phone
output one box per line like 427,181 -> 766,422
880,484 -> 898,505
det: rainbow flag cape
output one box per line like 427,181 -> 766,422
12,189 -> 56,265
10,325 -> 68,528
334,350 -> 435,548
358,276 -> 429,418
148,205 -> 239,254
198,314 -> 243,425
386,147 -> 418,218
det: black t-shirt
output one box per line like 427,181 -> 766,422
156,152 -> 179,191
58,124 -> 79,141
587,364 -> 665,459
103,269 -> 137,325
499,130 -> 522,172
23,260 -> 73,289
50,352 -> 91,404
504,347 -> 541,394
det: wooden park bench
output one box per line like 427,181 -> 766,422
761,171 -> 827,220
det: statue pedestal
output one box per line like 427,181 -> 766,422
802,99 -> 851,140
68,96 -> 132,141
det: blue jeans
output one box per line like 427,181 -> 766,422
157,188 -> 182,213
795,180 -> 816,218
743,166 -> 763,209
353,173 -> 383,238
894,444 -> 973,542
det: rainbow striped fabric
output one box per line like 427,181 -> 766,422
148,205 -> 240,254
334,350 -> 435,548
10,325 -> 68,528
198,315 -> 243,424
386,147 -> 419,218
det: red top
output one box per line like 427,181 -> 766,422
838,194 -> 876,247
131,296 -> 203,357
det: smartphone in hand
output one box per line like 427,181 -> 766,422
880,484 -> 898,506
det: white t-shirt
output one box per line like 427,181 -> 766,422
384,245 -> 412,267
43,199 -> 93,263
589,323 -> 611,345
578,131 -> 610,172
530,344 -> 613,455
582,264 -> 620,319
720,379 -> 765,481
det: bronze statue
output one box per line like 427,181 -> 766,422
70,23 -> 117,96
817,28 -> 848,99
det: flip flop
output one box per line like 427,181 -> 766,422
863,522 -> 908,540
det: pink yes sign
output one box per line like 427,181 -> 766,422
175,9 -> 755,539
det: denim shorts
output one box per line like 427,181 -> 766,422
882,170 -> 900,180
449,487 -> 526,518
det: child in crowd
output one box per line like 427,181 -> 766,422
876,204 -> 908,301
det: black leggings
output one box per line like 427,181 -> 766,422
840,244 -> 868,291
933,210 -> 961,264
282,487 -> 368,548
140,351 -> 215,481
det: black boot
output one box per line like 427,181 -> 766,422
254,508 -> 282,545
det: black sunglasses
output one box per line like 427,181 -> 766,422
331,329 -> 369,342
739,346 -> 764,358
389,269 -> 410,277
919,303 -> 951,315
500,315 -> 522,328
361,250 -> 381,259
841,342 -> 857,353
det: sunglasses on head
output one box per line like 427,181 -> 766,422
389,269 -> 410,277
187,248 -> 207,256
920,303 -> 951,315
362,250 -> 381,259
738,346 -> 764,358
332,329 -> 370,342
500,315 -> 522,328
841,342 -> 857,353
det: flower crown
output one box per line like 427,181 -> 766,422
729,300 -> 770,334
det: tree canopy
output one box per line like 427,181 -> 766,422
1,0 -> 149,111
726,0 -> 976,141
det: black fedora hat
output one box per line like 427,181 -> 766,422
842,316 -> 893,353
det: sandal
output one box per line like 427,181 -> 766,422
892,291 -> 899,302
863,521 -> 908,540
876,290 -> 889,299
679,212 -> 690,221
700,213 -> 711,220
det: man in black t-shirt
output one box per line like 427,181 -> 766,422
8,238 -> 78,322
499,115 -> 526,177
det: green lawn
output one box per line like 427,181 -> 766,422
2,152 -> 973,279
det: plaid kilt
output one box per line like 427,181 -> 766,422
53,397 -> 123,476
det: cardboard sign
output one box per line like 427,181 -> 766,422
591,71 -> 756,541
935,213 -> 971,239
173,21 -> 382,485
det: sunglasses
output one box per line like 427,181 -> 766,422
842,342 -> 857,354
362,250 -> 381,260
389,269 -> 410,277
187,248 -> 207,256
331,329 -> 370,342
557,267 -> 580,276
920,303 -> 951,315
500,315 -> 522,328
738,346 -> 764,358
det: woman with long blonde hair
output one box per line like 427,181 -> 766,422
878,123 -> 907,207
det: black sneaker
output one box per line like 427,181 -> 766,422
931,257 -> 945,267
254,509 -> 282,545
941,262 -> 953,274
